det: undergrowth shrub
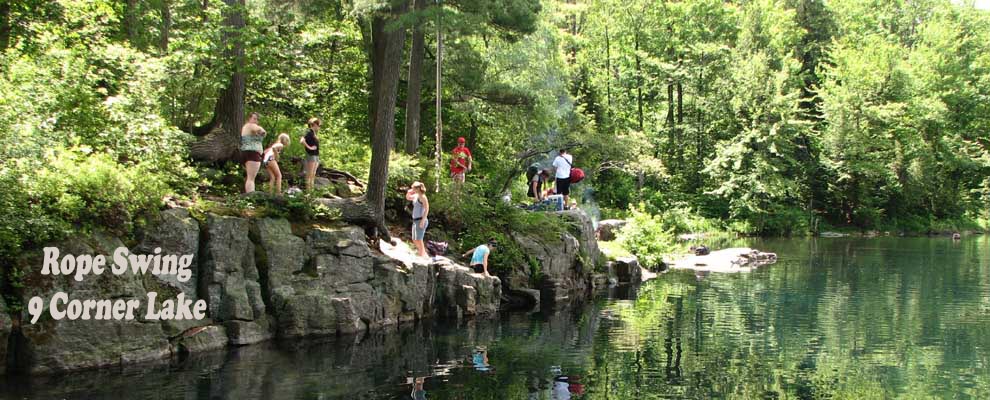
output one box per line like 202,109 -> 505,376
617,206 -> 679,269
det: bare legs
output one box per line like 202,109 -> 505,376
244,161 -> 260,193
414,239 -> 427,258
304,160 -> 319,190
266,161 -> 282,194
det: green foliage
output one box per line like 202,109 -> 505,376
0,149 -> 169,263
430,189 -> 563,276
616,206 -> 680,269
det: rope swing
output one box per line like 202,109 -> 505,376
434,0 -> 443,193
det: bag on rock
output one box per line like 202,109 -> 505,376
426,241 -> 449,257
570,168 -> 585,183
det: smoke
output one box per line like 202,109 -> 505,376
581,186 -> 601,230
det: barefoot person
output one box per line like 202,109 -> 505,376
300,117 -> 321,190
462,239 -> 497,276
262,133 -> 291,194
406,182 -> 430,258
241,112 -> 267,193
450,137 -> 473,184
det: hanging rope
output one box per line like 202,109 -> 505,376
434,0 -> 443,193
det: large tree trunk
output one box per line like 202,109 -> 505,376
189,0 -> 246,163
403,0 -> 427,155
364,0 -> 409,240
0,1 -> 10,52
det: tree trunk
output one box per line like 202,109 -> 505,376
604,23 -> 611,112
126,0 -> 140,46
676,80 -> 683,165
0,1 -> 10,52
466,116 -> 478,150
365,0 -> 409,240
403,0 -> 427,155
159,0 -> 171,53
634,30 -> 643,131
189,0 -> 247,163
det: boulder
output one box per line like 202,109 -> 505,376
131,208 -> 211,337
200,215 -> 265,322
373,257 -> 436,322
224,317 -> 274,346
133,208 -> 200,301
16,232 -> 170,374
434,260 -> 500,318
669,247 -> 778,273
611,257 -> 642,284
174,325 -> 228,354
325,180 -> 363,198
313,177 -> 332,189
332,297 -> 366,334
255,221 -> 402,338
596,219 -> 627,241
502,288 -> 540,310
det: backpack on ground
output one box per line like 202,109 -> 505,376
570,168 -> 585,183
426,241 -> 448,257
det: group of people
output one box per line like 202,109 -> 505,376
527,149 -> 581,211
240,112 -> 322,194
240,118 -> 579,277
404,140 -> 585,277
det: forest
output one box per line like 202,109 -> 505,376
2,0 -> 990,266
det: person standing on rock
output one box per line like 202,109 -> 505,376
552,149 -> 573,206
406,182 -> 430,258
300,117 -> 321,191
241,112 -> 267,193
463,239 -> 497,276
450,137 -> 473,184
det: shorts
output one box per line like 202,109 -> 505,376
450,171 -> 465,180
470,264 -> 485,273
305,155 -> 320,164
243,151 -> 262,163
555,178 -> 571,196
412,218 -> 428,241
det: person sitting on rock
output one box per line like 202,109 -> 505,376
463,238 -> 497,276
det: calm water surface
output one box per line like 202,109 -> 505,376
2,237 -> 988,399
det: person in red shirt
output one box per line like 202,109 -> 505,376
449,137 -> 473,183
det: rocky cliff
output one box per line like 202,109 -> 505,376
2,209 -> 507,374
1,207 -> 607,375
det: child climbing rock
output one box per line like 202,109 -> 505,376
463,239 -> 497,276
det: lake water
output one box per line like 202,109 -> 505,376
2,237 -> 988,399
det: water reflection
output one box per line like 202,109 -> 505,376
1,237 -> 988,399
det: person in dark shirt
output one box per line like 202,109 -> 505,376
300,117 -> 321,191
